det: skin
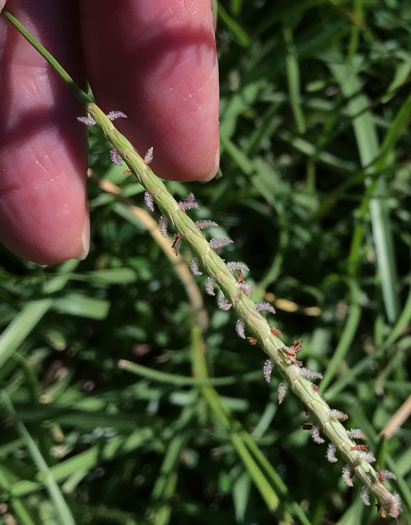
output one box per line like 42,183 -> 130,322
0,0 -> 219,264
81,0 -> 220,183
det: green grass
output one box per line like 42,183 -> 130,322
0,1 -> 410,523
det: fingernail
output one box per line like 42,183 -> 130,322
199,146 -> 220,183
76,214 -> 90,260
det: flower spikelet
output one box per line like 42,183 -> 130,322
255,302 -> 276,315
263,359 -> 274,383
311,425 -> 325,444
205,277 -> 216,296
227,262 -> 250,273
144,191 -> 155,212
209,238 -> 234,250
77,115 -> 96,126
195,220 -> 218,230
360,487 -> 370,506
190,258 -> 202,276
218,297 -> 232,311
179,194 -> 200,211
300,368 -> 323,380
159,215 -> 168,237
239,282 -> 253,297
326,444 -> 338,463
342,465 -> 354,487
110,148 -> 122,166
329,409 -> 348,421
235,319 -> 245,339
278,382 -> 287,404
357,451 -> 376,463
347,429 -> 367,440
106,110 -> 127,121
144,147 -> 154,164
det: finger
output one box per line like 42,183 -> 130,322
80,0 -> 220,183
0,0 -> 89,265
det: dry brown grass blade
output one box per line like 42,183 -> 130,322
90,172 -> 209,332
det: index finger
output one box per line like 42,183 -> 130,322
80,0 -> 220,182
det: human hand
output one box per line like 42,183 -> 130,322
0,0 -> 219,264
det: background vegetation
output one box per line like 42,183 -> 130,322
0,0 -> 410,523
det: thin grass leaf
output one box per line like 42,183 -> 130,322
0,393 -> 75,525
329,56 -> 400,323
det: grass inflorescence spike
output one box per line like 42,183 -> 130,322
2,7 -> 402,518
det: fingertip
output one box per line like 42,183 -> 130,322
0,0 -> 89,266
198,145 -> 220,183
76,214 -> 90,261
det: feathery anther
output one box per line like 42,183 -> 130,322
329,409 -> 348,421
144,147 -> 154,164
179,194 -> 200,211
190,258 -> 202,276
255,302 -> 276,315
357,450 -> 375,463
342,465 -> 354,487
235,319 -> 246,339
218,297 -> 232,311
195,220 -> 218,230
326,444 -> 338,463
278,382 -> 288,404
110,148 -> 122,166
205,277 -> 216,296
159,215 -> 168,237
227,262 -> 250,273
380,469 -> 396,481
77,115 -> 96,126
106,110 -> 127,121
263,359 -> 274,383
239,282 -> 253,297
144,191 -> 155,212
347,429 -> 367,440
360,487 -> 370,506
387,493 -> 402,518
311,425 -> 325,444
300,368 -> 323,380
209,238 -> 234,250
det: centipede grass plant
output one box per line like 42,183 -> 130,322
1,3 -> 410,524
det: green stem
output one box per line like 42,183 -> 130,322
1,7 -> 402,518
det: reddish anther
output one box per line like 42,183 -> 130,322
377,466 -> 385,483
302,424 -> 313,430
352,445 -> 368,451
172,233 -> 182,255
270,327 -> 283,337
290,340 -> 303,354
282,347 -> 298,363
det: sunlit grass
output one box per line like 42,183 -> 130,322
0,1 -> 410,523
